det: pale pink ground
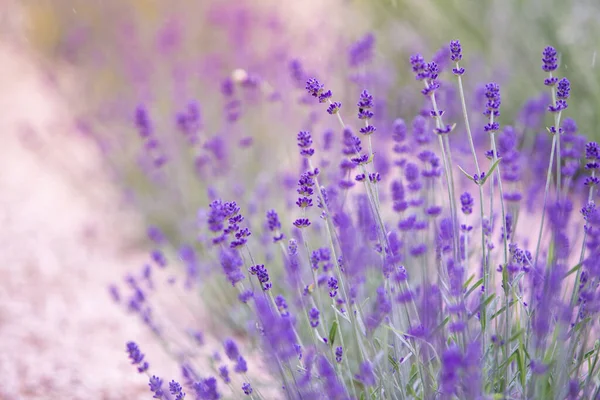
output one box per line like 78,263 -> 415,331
0,44 -> 189,399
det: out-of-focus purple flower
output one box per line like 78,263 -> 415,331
193,377 -> 220,400
147,225 -> 166,244
289,59 -> 306,87
348,32 -> 375,67
460,192 -> 474,215
234,356 -> 248,373
169,380 -> 186,400
328,276 -> 339,298
224,338 -> 240,361
218,366 -> 230,384
151,249 -> 167,268
238,290 -> 254,304
316,355 -> 347,399
135,105 -> 152,138
355,361 -> 376,386
266,210 -> 284,242
242,382 -> 253,395
335,346 -> 343,363
149,375 -> 164,399
126,341 -> 149,373
220,249 -> 244,286
309,307 -> 320,328
297,131 -> 315,157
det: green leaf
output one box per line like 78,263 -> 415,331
471,294 -> 496,321
490,300 -> 517,320
388,354 -> 400,373
462,274 -> 475,289
564,262 -> 583,278
457,164 -> 475,181
465,277 -> 484,298
486,157 -> 503,177
478,157 -> 502,185
328,320 -> 338,347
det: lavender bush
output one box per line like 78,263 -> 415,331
112,38 -> 600,399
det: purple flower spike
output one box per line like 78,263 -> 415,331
542,46 -> 558,72
126,341 -> 149,373
410,54 -> 427,80
357,89 -> 374,120
557,78 -> 570,99
349,32 -> 375,67
297,131 -> 313,148
328,276 -> 339,298
293,218 -> 311,229
327,101 -> 342,115
548,77 -> 571,112
149,376 -> 164,399
450,40 -> 463,62
360,125 -> 376,136
224,338 -> 240,361
242,382 -> 253,395
193,377 -> 220,400
249,264 -> 272,291
335,346 -> 343,363
305,78 -> 324,98
586,142 -> 600,160
169,380 -> 186,400
483,83 -> 501,132
297,131 -> 315,157
135,105 -> 152,138
309,307 -> 320,328
460,192 -> 474,215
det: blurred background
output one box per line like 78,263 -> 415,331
0,0 -> 598,398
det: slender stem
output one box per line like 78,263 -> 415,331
533,135 -> 557,268
454,71 -> 488,332
490,129 -> 510,389
428,90 -> 460,261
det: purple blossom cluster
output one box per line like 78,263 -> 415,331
116,36 -> 600,400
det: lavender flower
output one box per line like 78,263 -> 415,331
327,102 -> 342,115
249,264 -> 272,291
293,218 -> 311,229
218,366 -> 230,384
542,46 -> 558,72
234,356 -> 248,373
460,192 -> 474,215
169,380 -> 186,400
193,377 -> 220,400
335,346 -> 343,363
348,32 -> 375,67
309,307 -> 320,328
328,276 -> 339,298
297,131 -> 315,157
242,382 -> 253,395
126,341 -> 149,373
266,209 -> 284,242
483,83 -> 501,132
149,376 -> 164,399
357,89 -> 374,120
223,338 -> 240,361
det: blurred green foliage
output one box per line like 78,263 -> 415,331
366,0 -> 600,137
